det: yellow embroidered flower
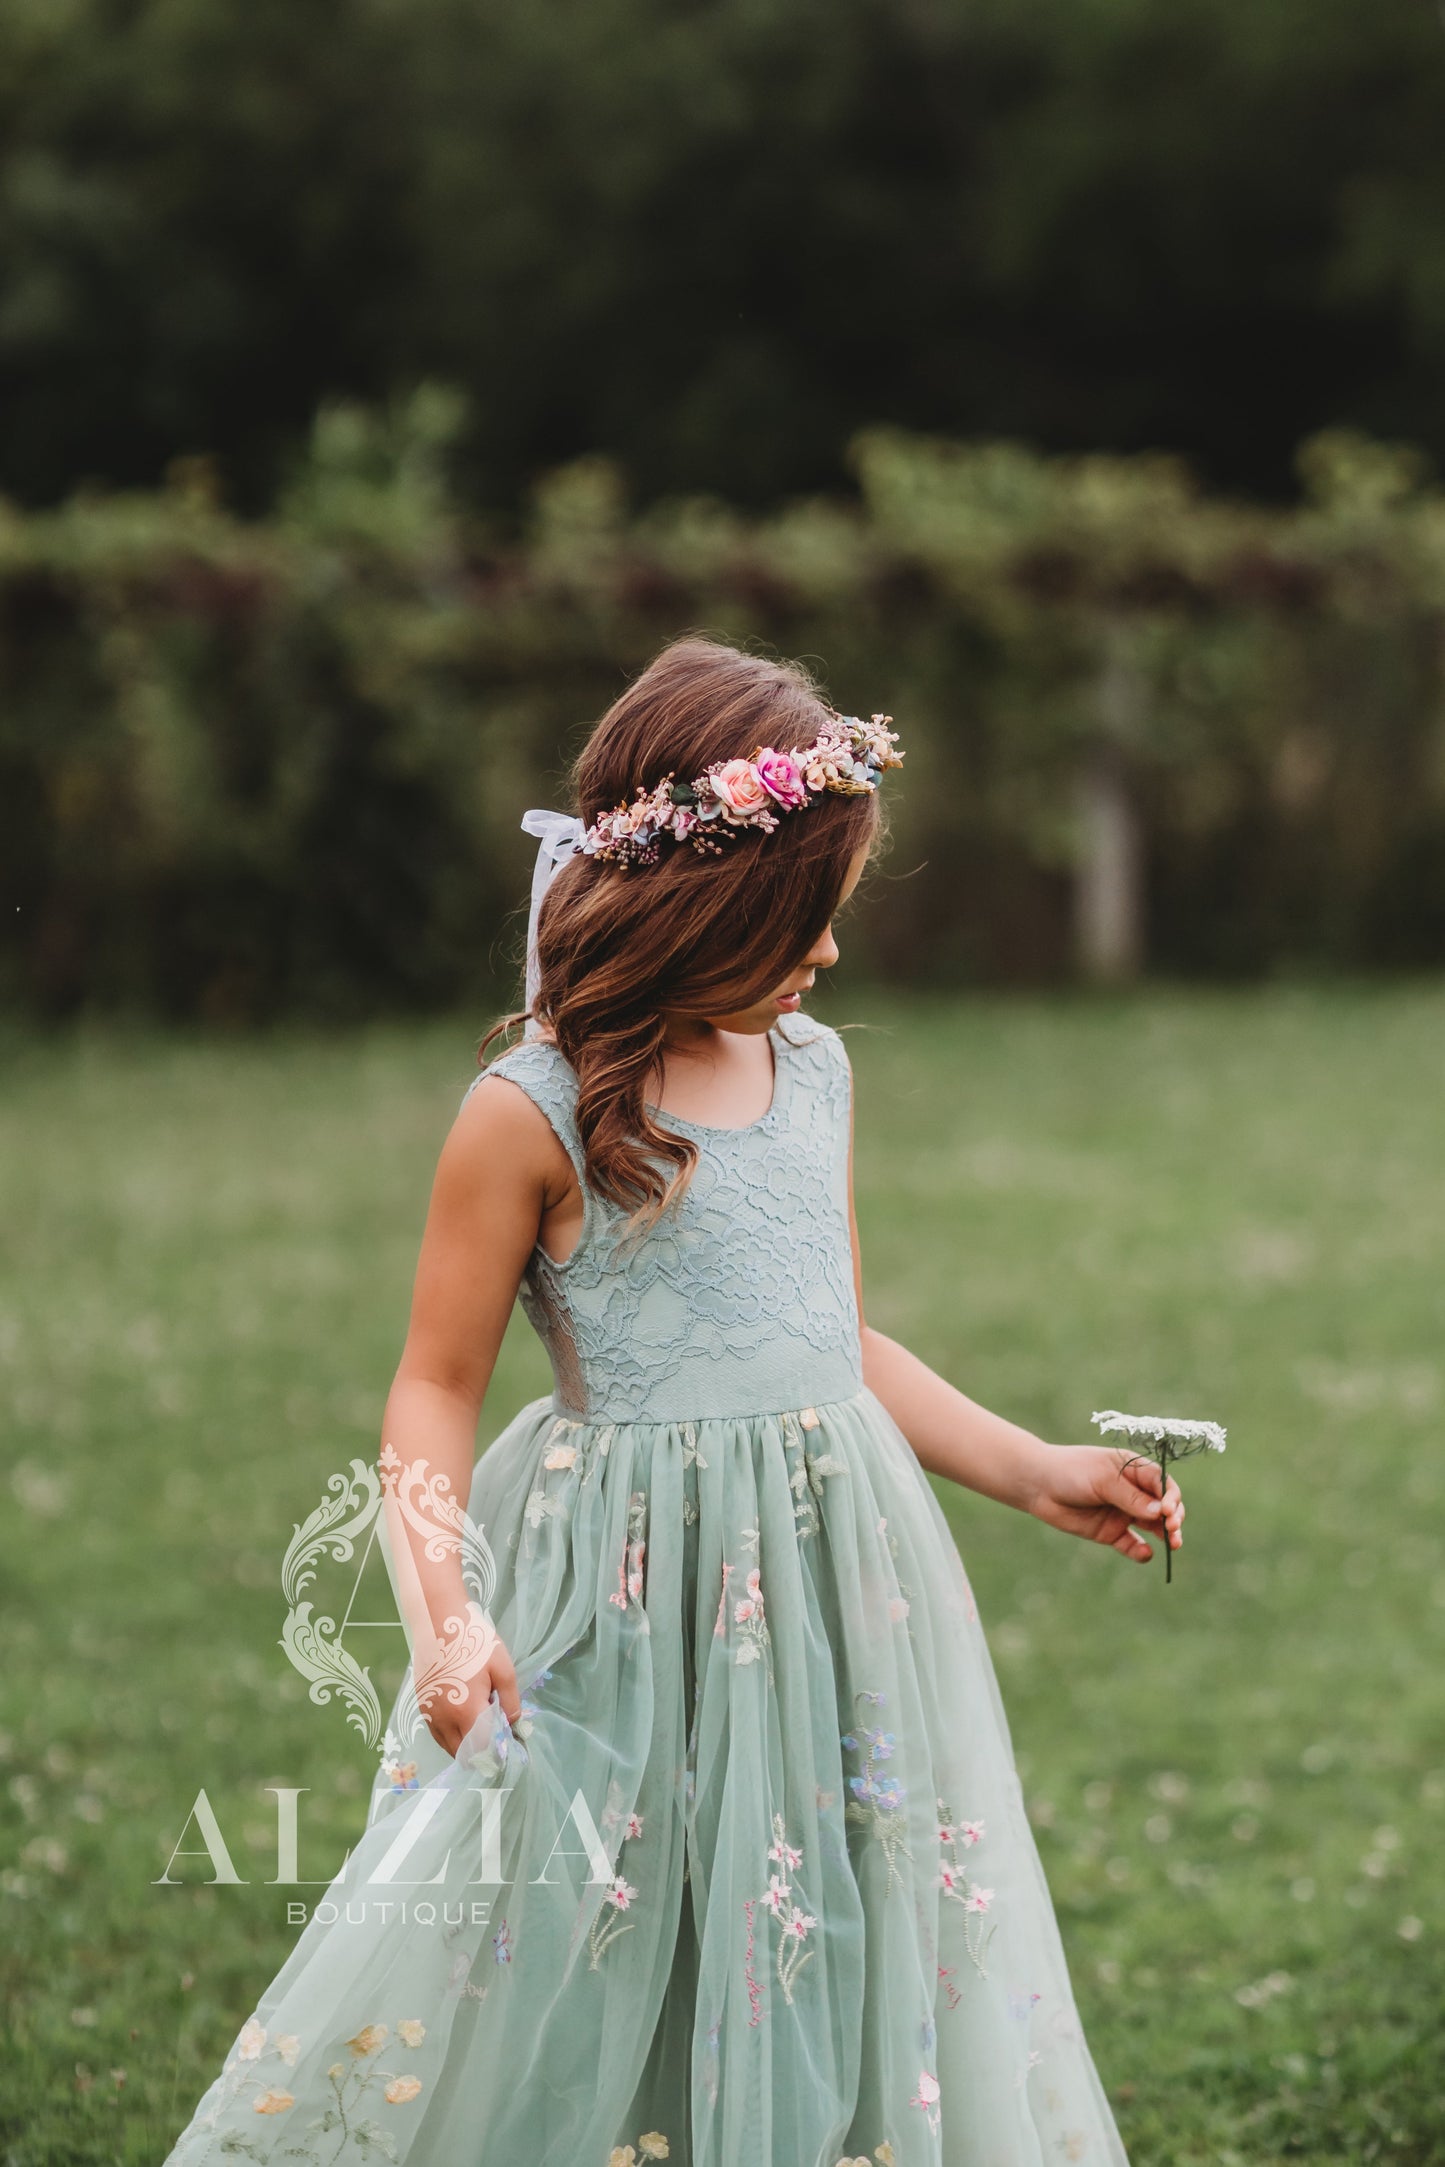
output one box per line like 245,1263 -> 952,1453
326,2061 -> 345,2080
346,2023 -> 388,2057
639,2138 -> 670,2159
397,2019 -> 426,2047
544,1443 -> 578,1469
237,2018 -> 266,2061
835,2156 -> 871,2166
253,2089 -> 294,2114
384,2074 -> 424,2104
876,2147 -> 898,2167
275,2034 -> 300,2066
608,2149 -> 636,2167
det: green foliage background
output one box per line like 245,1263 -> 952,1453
6,396 -> 1445,1019
4,0 -> 1445,512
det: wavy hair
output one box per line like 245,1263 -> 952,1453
479,637 -> 884,1223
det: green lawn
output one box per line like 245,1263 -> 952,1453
2,987 -> 1442,2164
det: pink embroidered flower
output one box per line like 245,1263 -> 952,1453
734,1568 -> 764,1623
960,1820 -> 986,1847
754,747 -> 809,809
709,759 -> 771,819
763,1873 -> 792,1914
783,1905 -> 816,1940
910,2069 -> 942,2128
938,1863 -> 964,1896
965,1887 -> 994,1913
606,1875 -> 639,1910
625,1812 -> 644,1841
768,1830 -> 803,1870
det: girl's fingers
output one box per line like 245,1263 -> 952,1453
485,1655 -> 524,1729
1112,1472 -> 1164,1522
1120,1466 -> 1186,1531
1117,1458 -> 1186,1523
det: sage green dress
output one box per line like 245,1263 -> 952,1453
163,1013 -> 1129,2167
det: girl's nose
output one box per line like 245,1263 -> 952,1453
802,921 -> 840,969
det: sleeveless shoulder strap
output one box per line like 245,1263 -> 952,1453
773,1012 -> 853,1130
776,1012 -> 850,1078
460,1040 -> 587,1188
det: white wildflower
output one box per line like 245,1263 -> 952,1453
1091,1410 -> 1227,1452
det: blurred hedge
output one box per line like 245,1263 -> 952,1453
5,390 -> 1445,1022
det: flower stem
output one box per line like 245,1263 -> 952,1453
1160,1440 -> 1173,1584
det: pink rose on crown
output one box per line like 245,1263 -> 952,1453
754,747 -> 809,809
709,759 -> 771,819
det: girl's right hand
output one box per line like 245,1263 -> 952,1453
422,1638 -> 522,1759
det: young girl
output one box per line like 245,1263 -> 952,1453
165,638 -> 1183,2167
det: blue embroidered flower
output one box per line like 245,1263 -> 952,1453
841,1690 -> 913,1894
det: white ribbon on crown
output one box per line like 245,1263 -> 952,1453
519,808 -> 585,1035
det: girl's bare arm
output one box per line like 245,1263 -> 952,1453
381,1076 -> 575,1748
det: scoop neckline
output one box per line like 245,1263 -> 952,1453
645,1019 -> 790,1138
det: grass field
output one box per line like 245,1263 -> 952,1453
2,986 -> 1443,2164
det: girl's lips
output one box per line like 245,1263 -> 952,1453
775,991 -> 803,1011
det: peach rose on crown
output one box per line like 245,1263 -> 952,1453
579,712 -> 903,868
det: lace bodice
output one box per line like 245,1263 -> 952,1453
460,1015 -> 863,1422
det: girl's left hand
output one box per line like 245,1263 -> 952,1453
1028,1444 -> 1185,1562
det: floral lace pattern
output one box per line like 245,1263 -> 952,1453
461,1019 -> 863,1423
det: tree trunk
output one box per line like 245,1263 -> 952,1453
1075,646 -> 1145,983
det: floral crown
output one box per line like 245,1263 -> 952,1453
577,711 -> 904,868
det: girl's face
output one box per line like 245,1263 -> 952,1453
697,841 -> 872,1035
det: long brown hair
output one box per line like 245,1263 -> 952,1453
480,637 -> 884,1222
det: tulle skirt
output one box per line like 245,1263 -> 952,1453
163,1388 -> 1129,2166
